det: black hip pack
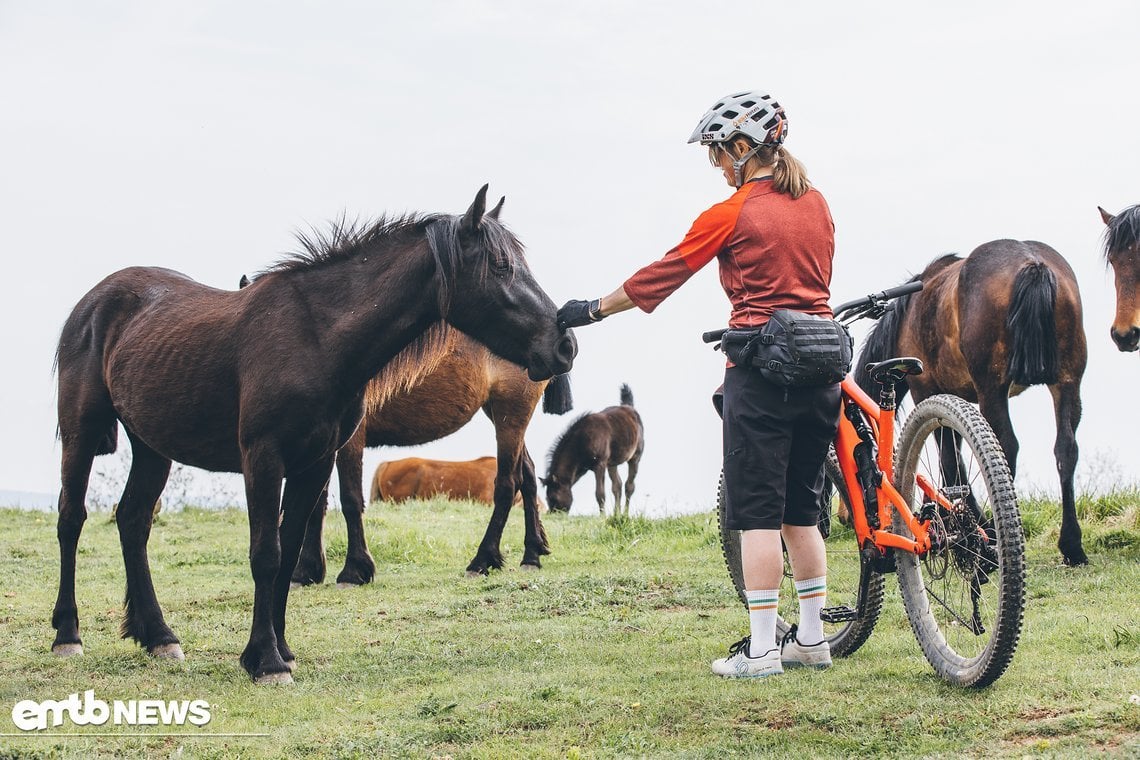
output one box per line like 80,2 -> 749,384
722,310 -> 853,387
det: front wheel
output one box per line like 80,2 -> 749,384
717,450 -> 883,657
893,394 -> 1025,688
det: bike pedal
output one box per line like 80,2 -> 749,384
820,605 -> 858,623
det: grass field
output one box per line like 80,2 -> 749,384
0,493 -> 1137,759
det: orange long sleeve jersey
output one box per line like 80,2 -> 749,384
622,178 -> 836,328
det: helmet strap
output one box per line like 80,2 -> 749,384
730,144 -> 763,188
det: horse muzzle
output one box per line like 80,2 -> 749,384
528,329 -> 577,379
1110,325 -> 1140,352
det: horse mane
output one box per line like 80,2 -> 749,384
267,211 -> 526,314
1103,204 -> 1140,259
545,412 -> 591,475
267,213 -> 443,274
853,253 -> 961,394
261,209 -> 528,411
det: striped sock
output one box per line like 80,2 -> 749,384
745,588 -> 779,658
795,575 -> 828,646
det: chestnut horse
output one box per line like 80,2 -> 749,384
855,241 -> 1088,565
1098,204 -> 1140,352
290,329 -> 571,584
543,384 -> 644,516
52,186 -> 576,683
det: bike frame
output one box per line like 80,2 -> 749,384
834,375 -> 938,557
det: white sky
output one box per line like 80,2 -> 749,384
1,1 -> 1137,516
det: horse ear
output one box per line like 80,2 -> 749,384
487,195 -> 506,221
461,184 -> 490,234
238,274 -> 250,289
538,475 -> 548,486
1098,206 -> 1116,226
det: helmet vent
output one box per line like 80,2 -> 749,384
740,100 -> 756,108
762,117 -> 779,130
722,109 -> 739,119
708,122 -> 724,132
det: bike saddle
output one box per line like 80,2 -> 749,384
867,357 -> 924,385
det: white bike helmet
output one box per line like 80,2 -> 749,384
687,90 -> 787,147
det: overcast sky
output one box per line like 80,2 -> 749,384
2,2 -> 1137,516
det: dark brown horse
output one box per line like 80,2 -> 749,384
542,385 -> 644,516
1098,205 -> 1140,352
855,240 -> 1088,565
52,186 -> 577,683
290,329 -> 571,585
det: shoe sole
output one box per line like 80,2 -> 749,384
782,660 -> 831,670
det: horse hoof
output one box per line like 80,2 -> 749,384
289,581 -> 307,590
52,643 -> 83,657
465,570 -> 485,579
150,643 -> 185,661
335,582 -> 361,590
519,563 -> 540,572
255,671 -> 294,686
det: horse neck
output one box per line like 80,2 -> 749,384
550,433 -> 585,481
278,243 -> 445,393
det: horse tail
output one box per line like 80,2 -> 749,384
853,278 -> 920,398
619,384 -> 634,407
1006,261 -> 1058,386
542,373 -> 574,415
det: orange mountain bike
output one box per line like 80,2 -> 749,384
706,283 -> 1026,688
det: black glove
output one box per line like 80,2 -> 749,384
558,299 -> 604,330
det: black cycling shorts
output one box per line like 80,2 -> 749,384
722,366 -> 842,531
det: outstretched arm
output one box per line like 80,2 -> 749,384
557,285 -> 635,329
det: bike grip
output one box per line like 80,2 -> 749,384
877,280 -> 924,300
702,328 -> 727,344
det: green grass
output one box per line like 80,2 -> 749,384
0,496 -> 1137,759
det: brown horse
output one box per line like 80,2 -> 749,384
290,329 -> 570,584
543,384 -> 644,516
855,240 -> 1088,565
52,186 -> 577,683
1098,205 -> 1140,351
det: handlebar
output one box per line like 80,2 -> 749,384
832,280 -> 924,320
701,279 -> 924,345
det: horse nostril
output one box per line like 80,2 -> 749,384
1111,326 -> 1140,350
556,331 -> 578,363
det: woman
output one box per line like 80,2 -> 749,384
558,90 -> 840,678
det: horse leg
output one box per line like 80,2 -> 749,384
1051,381 -> 1087,566
291,486 -> 328,586
467,400 -> 530,575
518,448 -> 551,569
334,428 -> 375,586
51,413 -> 113,656
624,456 -> 640,517
978,389 -> 1019,479
239,451 -> 292,683
594,464 -> 607,516
466,467 -> 516,576
273,455 -> 337,673
115,433 -> 182,658
607,464 -> 623,517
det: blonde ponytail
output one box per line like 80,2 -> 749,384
772,147 -> 810,199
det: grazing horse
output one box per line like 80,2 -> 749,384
369,455 -> 542,510
289,329 -> 571,584
52,186 -> 577,683
855,241 -> 1088,565
543,384 -> 644,516
1098,205 -> 1140,352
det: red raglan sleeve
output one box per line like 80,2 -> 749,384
622,192 -> 744,313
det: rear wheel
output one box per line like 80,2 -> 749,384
893,394 -> 1025,687
717,450 -> 883,657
